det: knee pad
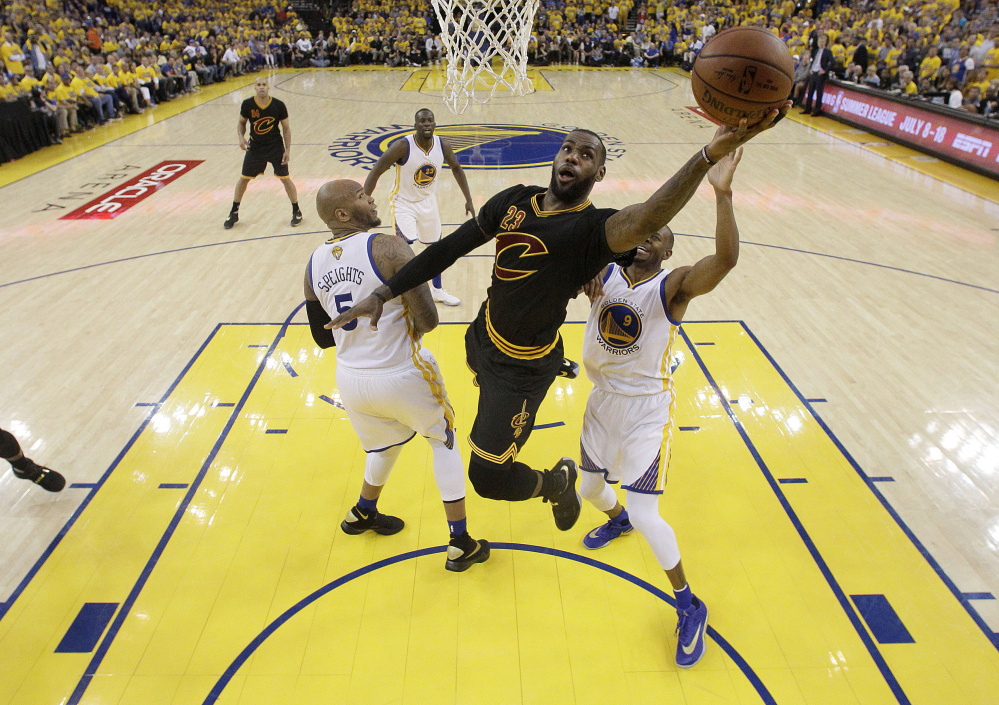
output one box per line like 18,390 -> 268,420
468,457 -> 510,500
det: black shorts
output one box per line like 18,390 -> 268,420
241,142 -> 288,178
464,309 -> 562,468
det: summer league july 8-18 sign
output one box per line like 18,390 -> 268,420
329,124 -> 625,170
61,161 -> 203,220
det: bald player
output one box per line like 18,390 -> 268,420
303,180 -> 489,572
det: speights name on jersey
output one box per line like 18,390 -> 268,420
316,266 -> 365,292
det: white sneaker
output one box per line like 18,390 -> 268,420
431,286 -> 460,306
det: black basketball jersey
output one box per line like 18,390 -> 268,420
476,184 -> 617,359
240,96 -> 288,149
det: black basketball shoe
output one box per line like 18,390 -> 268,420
558,358 -> 579,379
445,534 -> 490,572
544,457 -> 581,531
340,505 -> 404,535
12,459 -> 66,492
223,212 -> 238,229
290,210 -> 303,227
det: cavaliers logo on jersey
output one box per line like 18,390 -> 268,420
414,164 -> 437,187
494,232 -> 548,281
597,303 -> 642,350
253,116 -> 275,135
510,400 -> 530,439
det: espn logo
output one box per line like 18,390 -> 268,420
951,133 -> 992,159
61,161 -> 203,220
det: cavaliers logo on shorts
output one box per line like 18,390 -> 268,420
414,164 -> 437,186
598,303 -> 642,350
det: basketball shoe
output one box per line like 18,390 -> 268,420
11,459 -> 66,492
675,596 -> 708,668
445,534 -> 490,572
558,358 -> 579,378
543,457 -> 581,531
340,505 -> 404,535
223,212 -> 238,229
582,515 -> 634,549
431,286 -> 460,306
290,209 -> 303,227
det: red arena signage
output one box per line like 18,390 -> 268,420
61,161 -> 203,219
819,84 -> 999,179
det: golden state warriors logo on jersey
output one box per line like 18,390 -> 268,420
414,164 -> 437,187
597,300 -> 643,355
328,123 -> 624,171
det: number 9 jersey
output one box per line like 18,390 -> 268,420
582,263 -> 679,398
308,232 -> 416,371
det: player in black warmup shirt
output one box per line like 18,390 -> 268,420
327,107 -> 789,531
224,77 -> 303,229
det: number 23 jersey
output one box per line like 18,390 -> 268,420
583,263 -> 679,397
477,184 -> 617,358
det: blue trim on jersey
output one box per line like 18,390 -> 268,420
367,233 -> 388,283
398,136 -> 410,166
660,275 -> 683,327
622,267 -> 663,289
601,264 -> 614,284
365,431 -> 417,454
307,251 -> 317,294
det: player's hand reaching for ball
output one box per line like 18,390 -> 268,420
707,147 -> 743,194
326,287 -> 390,332
704,100 -> 792,163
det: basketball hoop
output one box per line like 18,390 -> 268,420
430,0 -> 540,114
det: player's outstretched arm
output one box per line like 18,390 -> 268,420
442,140 -> 475,217
328,218 -> 490,331
604,104 -> 788,254
363,139 -> 407,196
674,148 -> 742,302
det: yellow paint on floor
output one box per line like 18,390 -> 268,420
1,321 -> 995,705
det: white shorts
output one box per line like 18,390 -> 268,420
335,349 -> 456,452
579,386 -> 674,494
392,195 -> 441,244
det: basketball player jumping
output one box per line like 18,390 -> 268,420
577,148 -> 743,668
363,108 -> 474,306
303,180 -> 489,572
328,107 -> 789,536
224,77 -> 303,230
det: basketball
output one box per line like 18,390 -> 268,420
691,26 -> 794,126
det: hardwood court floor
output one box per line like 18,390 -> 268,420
1,67 -> 997,705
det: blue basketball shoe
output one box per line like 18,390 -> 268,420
675,596 -> 708,668
582,516 -> 634,549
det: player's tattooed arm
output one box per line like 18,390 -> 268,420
328,233 -> 438,334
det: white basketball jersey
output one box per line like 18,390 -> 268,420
309,232 -> 420,370
583,264 -> 679,397
392,134 -> 443,203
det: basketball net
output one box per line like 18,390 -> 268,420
430,0 -> 539,114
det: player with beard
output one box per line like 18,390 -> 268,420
327,111 -> 788,532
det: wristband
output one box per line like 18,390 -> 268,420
373,289 -> 388,303
700,146 -> 717,166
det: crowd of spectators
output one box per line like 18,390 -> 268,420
1,0 -> 997,157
